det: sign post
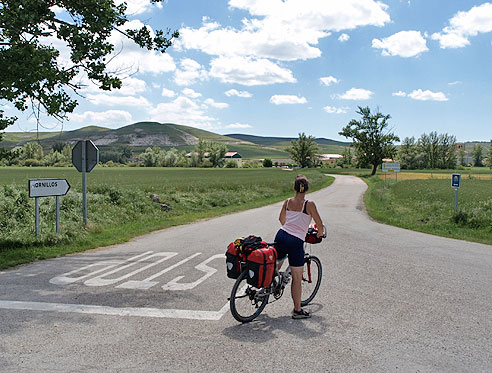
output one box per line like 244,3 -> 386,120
72,140 -> 99,226
382,162 -> 401,185
29,179 -> 71,236
451,173 -> 461,213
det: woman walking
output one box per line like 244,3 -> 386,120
275,175 -> 324,319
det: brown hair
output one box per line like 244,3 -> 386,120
294,175 -> 309,193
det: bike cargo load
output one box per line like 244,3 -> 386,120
246,246 -> 277,288
226,242 -> 242,279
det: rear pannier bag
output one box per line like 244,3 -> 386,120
246,246 -> 277,288
226,242 -> 242,279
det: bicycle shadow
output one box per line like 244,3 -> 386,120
222,303 -> 327,343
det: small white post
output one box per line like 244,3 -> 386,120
35,197 -> 39,236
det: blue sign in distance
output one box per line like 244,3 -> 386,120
451,173 -> 461,188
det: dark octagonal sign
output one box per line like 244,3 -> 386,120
72,140 -> 99,172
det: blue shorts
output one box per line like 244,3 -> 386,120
274,229 -> 305,267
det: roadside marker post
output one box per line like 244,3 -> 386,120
451,174 -> 461,213
28,179 -> 71,236
72,140 -> 99,226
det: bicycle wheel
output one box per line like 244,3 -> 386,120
230,270 -> 269,323
301,255 -> 322,306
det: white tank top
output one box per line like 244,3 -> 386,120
281,199 -> 312,241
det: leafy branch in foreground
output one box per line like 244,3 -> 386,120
0,0 -> 178,138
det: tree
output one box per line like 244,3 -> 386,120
22,141 -> 44,160
472,144 -> 484,167
337,147 -> 353,168
458,147 -> 466,166
487,140 -> 492,169
397,137 -> 418,169
286,132 -> 319,168
339,107 -> 399,175
262,158 -> 273,167
208,142 -> 227,167
0,0 -> 178,139
437,133 -> 457,169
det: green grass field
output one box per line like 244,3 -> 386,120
0,167 -> 334,269
364,176 -> 492,245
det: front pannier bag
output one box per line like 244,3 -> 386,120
246,246 -> 277,288
226,242 -> 242,279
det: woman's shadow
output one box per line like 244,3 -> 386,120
222,303 -> 328,343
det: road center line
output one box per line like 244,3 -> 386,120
0,300 -> 230,321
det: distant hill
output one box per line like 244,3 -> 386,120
225,133 -> 350,154
0,122 -> 353,159
1,122 -> 244,149
225,134 -> 349,147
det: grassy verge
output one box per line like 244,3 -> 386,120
363,175 -> 492,245
0,167 -> 334,269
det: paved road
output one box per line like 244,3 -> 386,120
1,175 -> 491,372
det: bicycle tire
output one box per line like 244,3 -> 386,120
301,255 -> 322,306
230,270 -> 269,323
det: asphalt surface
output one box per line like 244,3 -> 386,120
1,175 -> 491,372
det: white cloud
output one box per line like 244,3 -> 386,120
117,76 -> 147,95
372,30 -> 428,57
432,3 -> 492,48
323,106 -> 348,114
392,91 -> 407,97
161,88 -> 176,97
338,88 -> 373,100
408,89 -> 448,101
182,88 -> 202,98
209,56 -> 296,86
69,110 -> 132,127
174,58 -> 208,86
107,20 -> 176,74
270,95 -> 307,105
115,0 -> 162,15
149,96 -> 217,129
86,94 -> 151,107
448,81 -> 462,86
177,0 -> 390,62
225,123 -> 252,129
225,89 -> 253,98
204,98 -> 229,109
320,76 -> 339,86
338,33 -> 350,42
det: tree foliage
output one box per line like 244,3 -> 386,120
397,132 -> 457,169
0,0 -> 178,138
487,140 -> 492,169
286,132 -> 319,168
472,144 -> 484,167
339,107 -> 399,175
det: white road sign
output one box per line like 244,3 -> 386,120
382,162 -> 400,172
29,179 -> 70,198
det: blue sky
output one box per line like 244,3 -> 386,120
4,0 -> 492,142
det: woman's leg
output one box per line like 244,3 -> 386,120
290,266 -> 303,311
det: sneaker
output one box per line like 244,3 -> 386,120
292,308 -> 311,319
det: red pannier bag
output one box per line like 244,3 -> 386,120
246,246 -> 277,288
226,242 -> 242,279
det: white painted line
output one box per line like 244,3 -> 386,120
84,252 -> 177,287
162,254 -> 223,291
0,300 -> 230,321
117,252 -> 202,290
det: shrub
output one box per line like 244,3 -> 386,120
225,160 -> 238,168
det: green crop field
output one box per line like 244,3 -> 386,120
364,176 -> 492,245
0,167 -> 334,269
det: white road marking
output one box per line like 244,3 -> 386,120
50,251 -> 152,286
0,300 -> 230,321
117,253 -> 202,290
162,254 -> 223,291
84,252 -> 177,287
